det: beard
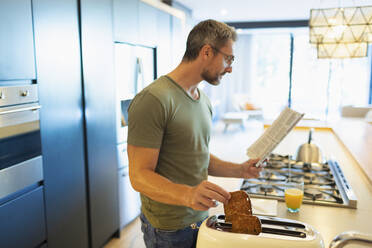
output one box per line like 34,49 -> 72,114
201,68 -> 224,86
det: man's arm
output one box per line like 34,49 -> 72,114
128,144 -> 231,211
208,153 -> 261,178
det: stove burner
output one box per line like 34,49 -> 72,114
291,161 -> 329,172
259,184 -> 274,193
304,173 -> 316,180
269,154 -> 291,161
268,161 -> 286,169
293,161 -> 304,170
309,163 -> 323,171
292,161 -> 312,171
304,188 -> 323,200
260,171 -> 287,181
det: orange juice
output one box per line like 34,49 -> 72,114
285,188 -> 304,210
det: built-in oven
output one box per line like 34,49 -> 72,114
0,84 -> 46,247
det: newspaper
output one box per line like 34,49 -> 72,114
247,107 -> 304,167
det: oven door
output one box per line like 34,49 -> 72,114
0,103 -> 43,199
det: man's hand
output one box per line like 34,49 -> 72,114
186,180 -> 231,211
239,158 -> 262,178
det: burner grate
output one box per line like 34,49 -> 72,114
240,154 -> 356,208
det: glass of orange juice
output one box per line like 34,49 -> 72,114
284,180 -> 304,213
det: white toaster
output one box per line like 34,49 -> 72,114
196,215 -> 324,248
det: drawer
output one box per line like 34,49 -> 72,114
0,156 -> 43,199
117,143 -> 128,169
0,84 -> 38,107
0,186 -> 46,248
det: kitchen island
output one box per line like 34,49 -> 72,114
208,120 -> 372,247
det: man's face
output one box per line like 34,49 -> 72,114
201,39 -> 234,86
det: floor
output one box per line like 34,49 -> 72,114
104,217 -> 145,248
104,120 -> 263,248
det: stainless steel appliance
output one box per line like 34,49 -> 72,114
0,83 -> 46,247
197,215 -> 324,248
296,128 -> 323,164
240,154 -> 357,208
0,84 -> 43,198
114,42 -> 156,228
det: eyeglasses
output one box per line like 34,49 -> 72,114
210,46 -> 235,66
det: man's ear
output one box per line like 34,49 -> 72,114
200,44 -> 213,60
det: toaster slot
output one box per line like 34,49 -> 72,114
260,218 -> 306,229
262,227 -> 306,238
213,215 -> 308,238
214,222 -> 306,238
217,215 -> 305,229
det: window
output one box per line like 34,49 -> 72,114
250,32 -> 291,118
291,29 -> 371,120
203,27 -> 372,121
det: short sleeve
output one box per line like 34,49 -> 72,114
127,92 -> 166,148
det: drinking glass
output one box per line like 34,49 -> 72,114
284,180 -> 304,213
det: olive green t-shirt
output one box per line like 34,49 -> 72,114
127,75 -> 212,230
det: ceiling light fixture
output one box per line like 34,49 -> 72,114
309,5 -> 372,58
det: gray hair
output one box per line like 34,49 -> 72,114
182,19 -> 237,62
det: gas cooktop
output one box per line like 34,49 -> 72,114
240,154 -> 357,208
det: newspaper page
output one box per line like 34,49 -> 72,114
247,107 -> 304,167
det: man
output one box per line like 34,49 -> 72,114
127,19 -> 262,248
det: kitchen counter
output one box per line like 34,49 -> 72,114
208,120 -> 372,247
332,118 -> 372,185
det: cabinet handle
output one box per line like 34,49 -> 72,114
20,90 -> 29,97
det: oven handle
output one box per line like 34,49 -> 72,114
0,105 -> 41,115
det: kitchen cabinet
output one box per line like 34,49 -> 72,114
138,1 -> 158,47
33,0 -> 89,247
0,0 -> 36,80
156,9 -> 172,77
113,0 -> 139,44
80,0 -> 120,247
0,186 -> 46,248
171,15 -> 186,67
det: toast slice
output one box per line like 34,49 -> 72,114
224,190 -> 252,223
223,190 -> 262,235
231,213 -> 262,235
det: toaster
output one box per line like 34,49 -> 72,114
196,215 -> 324,248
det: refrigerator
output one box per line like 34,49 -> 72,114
114,42 -> 156,228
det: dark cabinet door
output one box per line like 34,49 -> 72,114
80,0 -> 120,247
0,186 -> 46,248
113,0 -> 139,44
0,0 -> 36,80
32,0 -> 89,247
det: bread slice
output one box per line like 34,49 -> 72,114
224,190 -> 252,223
223,190 -> 262,235
231,214 -> 262,235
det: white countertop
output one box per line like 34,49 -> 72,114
208,121 -> 372,247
